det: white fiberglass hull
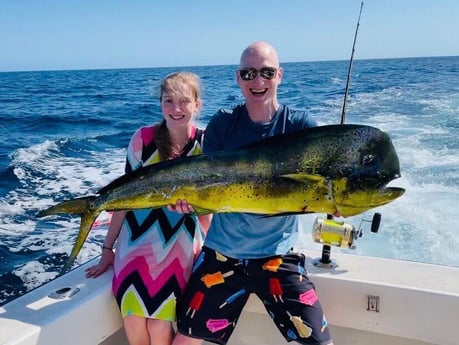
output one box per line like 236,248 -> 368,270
1,250 -> 458,345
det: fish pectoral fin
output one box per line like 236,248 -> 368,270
280,173 -> 325,184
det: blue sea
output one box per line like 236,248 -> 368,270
1,56 -> 458,306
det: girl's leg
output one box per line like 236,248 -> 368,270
147,319 -> 174,345
124,315 -> 150,345
124,316 -> 176,345
171,333 -> 203,345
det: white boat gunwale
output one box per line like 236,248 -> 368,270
1,250 -> 458,345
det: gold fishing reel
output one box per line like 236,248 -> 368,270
312,213 -> 381,268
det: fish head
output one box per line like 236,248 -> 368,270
332,126 -> 405,216
333,178 -> 405,216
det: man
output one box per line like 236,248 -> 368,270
171,41 -> 333,345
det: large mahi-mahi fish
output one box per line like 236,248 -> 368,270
38,124 -> 405,272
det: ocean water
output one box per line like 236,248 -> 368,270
1,56 -> 458,305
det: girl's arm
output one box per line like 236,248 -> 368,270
198,214 -> 212,235
85,210 -> 126,278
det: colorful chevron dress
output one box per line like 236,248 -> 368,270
112,124 -> 204,321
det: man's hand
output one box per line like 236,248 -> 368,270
167,199 -> 195,214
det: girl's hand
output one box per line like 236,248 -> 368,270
85,249 -> 114,278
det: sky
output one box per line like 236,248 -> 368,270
1,0 -> 458,72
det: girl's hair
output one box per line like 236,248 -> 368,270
155,72 -> 201,160
159,71 -> 201,102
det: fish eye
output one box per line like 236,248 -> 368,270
362,154 -> 376,165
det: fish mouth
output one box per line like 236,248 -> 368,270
347,172 -> 401,191
332,175 -> 405,217
335,185 -> 405,217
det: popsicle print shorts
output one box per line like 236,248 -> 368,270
176,246 -> 332,345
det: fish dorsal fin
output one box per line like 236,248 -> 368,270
280,173 -> 325,183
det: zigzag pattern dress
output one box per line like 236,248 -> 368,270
112,124 -> 204,321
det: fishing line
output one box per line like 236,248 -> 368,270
323,1 -> 365,233
340,1 -> 364,125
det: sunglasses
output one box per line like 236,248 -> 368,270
238,67 -> 277,81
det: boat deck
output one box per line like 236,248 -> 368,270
1,250 -> 458,345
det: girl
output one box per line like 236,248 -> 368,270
86,72 -> 210,345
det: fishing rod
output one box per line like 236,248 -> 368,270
340,0 -> 364,125
314,1 -> 382,269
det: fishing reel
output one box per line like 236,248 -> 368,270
312,213 -> 381,268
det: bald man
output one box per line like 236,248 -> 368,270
172,42 -> 333,345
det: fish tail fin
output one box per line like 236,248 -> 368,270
59,208 -> 100,275
36,196 -> 100,274
37,196 -> 96,218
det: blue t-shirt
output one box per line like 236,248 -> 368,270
203,104 -> 317,259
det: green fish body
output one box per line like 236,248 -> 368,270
38,124 -> 405,272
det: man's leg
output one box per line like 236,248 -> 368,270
171,333 -> 203,345
175,248 -> 250,345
